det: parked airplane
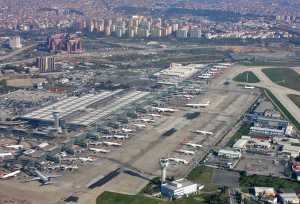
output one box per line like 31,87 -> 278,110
113,134 -> 129,139
211,68 -> 220,72
89,148 -> 110,153
60,165 -> 79,170
168,158 -> 189,165
49,165 -> 79,171
29,170 -> 60,185
183,94 -> 194,99
101,135 -> 114,139
183,143 -> 203,148
0,153 -> 12,158
78,157 -> 96,162
139,118 -> 154,123
198,75 -> 211,79
147,113 -> 161,117
5,145 -> 23,149
152,107 -> 177,113
133,123 -> 146,128
89,141 -> 103,146
244,85 -> 255,89
1,170 -> 21,179
121,128 -> 133,133
195,130 -> 213,135
176,149 -> 195,155
186,101 -> 210,108
103,141 -> 122,147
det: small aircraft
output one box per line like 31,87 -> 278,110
89,148 -> 110,153
101,135 -> 114,139
152,107 -> 177,113
103,141 -> 122,147
89,141 -> 103,146
168,157 -> 189,165
139,118 -> 155,123
183,143 -> 203,148
133,123 -> 146,128
147,113 -> 161,117
183,94 -> 194,99
113,134 -> 129,139
28,170 -> 60,185
244,85 -> 255,89
0,153 -> 13,158
186,101 -> 210,108
1,170 -> 21,179
78,157 -> 96,162
198,75 -> 211,79
121,128 -> 133,133
195,130 -> 213,135
5,145 -> 23,150
60,165 -> 79,170
175,149 -> 195,155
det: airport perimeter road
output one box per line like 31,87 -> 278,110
231,65 -> 300,125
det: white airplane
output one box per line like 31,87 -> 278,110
121,128 -> 133,133
186,101 -> 210,108
202,73 -> 212,76
1,170 -> 21,179
198,75 -> 211,79
139,118 -> 155,123
89,148 -> 110,153
168,158 -> 189,165
133,123 -> 146,128
147,113 -> 161,117
89,141 -> 103,146
5,145 -> 23,149
113,134 -> 129,139
183,143 -> 203,148
152,107 -> 177,113
244,85 -> 255,89
101,135 -> 114,139
60,165 -> 79,170
29,170 -> 60,185
103,141 -> 122,147
176,149 -> 195,155
211,68 -> 220,71
195,130 -> 213,135
0,153 -> 13,158
78,157 -> 96,162
183,94 -> 194,99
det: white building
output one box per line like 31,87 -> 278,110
9,36 -> 22,49
160,178 -> 203,199
278,193 -> 299,204
176,29 -> 188,38
218,149 -> 241,159
154,63 -> 204,84
254,187 -> 277,204
190,29 -> 202,38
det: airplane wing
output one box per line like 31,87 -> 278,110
27,177 -> 41,182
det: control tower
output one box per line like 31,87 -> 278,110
52,111 -> 62,133
160,158 -> 169,184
